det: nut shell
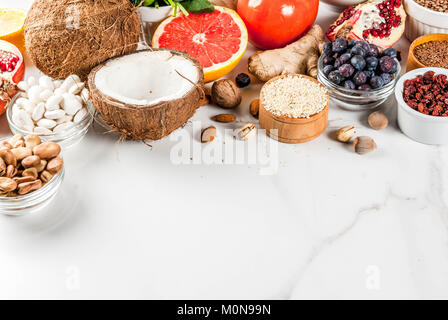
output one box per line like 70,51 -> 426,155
33,142 -> 61,160
211,79 -> 242,109
353,136 -> 377,154
368,111 -> 388,130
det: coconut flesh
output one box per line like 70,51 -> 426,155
88,49 -> 204,141
94,50 -> 199,106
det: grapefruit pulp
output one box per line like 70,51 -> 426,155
152,6 -> 248,83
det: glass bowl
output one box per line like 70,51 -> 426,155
6,93 -> 94,150
317,55 -> 401,111
0,137 -> 65,216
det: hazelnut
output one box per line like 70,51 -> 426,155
353,136 -> 377,155
211,79 -> 242,109
368,111 -> 388,130
336,126 -> 356,142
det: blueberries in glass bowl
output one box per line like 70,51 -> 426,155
321,38 -> 399,91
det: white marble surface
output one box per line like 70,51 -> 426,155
1,0 -> 448,299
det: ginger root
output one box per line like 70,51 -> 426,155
248,25 -> 325,82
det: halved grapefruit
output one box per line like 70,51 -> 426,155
152,6 -> 248,83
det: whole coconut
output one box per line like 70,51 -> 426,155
24,0 -> 140,80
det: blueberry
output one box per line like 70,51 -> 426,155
381,73 -> 394,85
351,55 -> 366,71
334,58 -> 342,68
379,56 -> 397,73
338,64 -> 355,78
358,84 -> 372,91
382,48 -> 397,59
367,44 -> 379,57
332,38 -> 347,53
323,42 -> 333,56
370,76 -> 384,89
344,80 -> 356,90
389,61 -> 398,74
364,70 -> 374,79
358,41 -> 371,53
366,57 -> 378,71
353,71 -> 367,86
348,39 -> 358,48
328,70 -> 343,85
235,73 -> 251,88
323,65 -> 334,76
339,53 -> 352,64
350,45 -> 366,57
323,56 -> 335,66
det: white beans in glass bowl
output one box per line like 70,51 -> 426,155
6,74 -> 93,149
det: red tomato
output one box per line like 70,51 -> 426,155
237,0 -> 320,50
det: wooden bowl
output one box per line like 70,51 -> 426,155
259,74 -> 330,144
407,33 -> 448,72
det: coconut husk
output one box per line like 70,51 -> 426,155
24,0 -> 140,80
88,49 -> 205,141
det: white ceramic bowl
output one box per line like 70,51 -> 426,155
320,0 -> 365,9
404,0 -> 448,42
395,67 -> 448,145
138,6 -> 173,23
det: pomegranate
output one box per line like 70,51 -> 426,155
326,0 -> 406,48
0,40 -> 24,115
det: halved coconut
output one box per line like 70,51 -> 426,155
88,49 -> 205,140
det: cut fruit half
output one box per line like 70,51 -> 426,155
88,49 -> 204,141
0,40 -> 24,115
326,0 -> 406,48
0,8 -> 26,53
152,6 -> 248,82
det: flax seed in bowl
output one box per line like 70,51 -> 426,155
259,74 -> 329,144
407,34 -> 448,71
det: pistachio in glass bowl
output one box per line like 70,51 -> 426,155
0,134 -> 64,216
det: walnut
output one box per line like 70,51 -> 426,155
211,79 -> 242,109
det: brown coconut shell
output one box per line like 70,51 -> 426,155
88,49 -> 205,141
24,0 -> 140,80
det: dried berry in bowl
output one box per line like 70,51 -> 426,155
402,70 -> 448,116
395,68 -> 448,145
320,39 -> 399,91
318,40 -> 400,110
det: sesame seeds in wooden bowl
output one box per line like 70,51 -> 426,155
259,74 -> 330,144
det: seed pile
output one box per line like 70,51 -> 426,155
414,0 -> 448,13
262,75 -> 328,118
413,41 -> 448,69
0,134 -> 63,197
403,71 -> 448,116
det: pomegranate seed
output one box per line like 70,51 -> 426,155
0,49 -> 19,74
